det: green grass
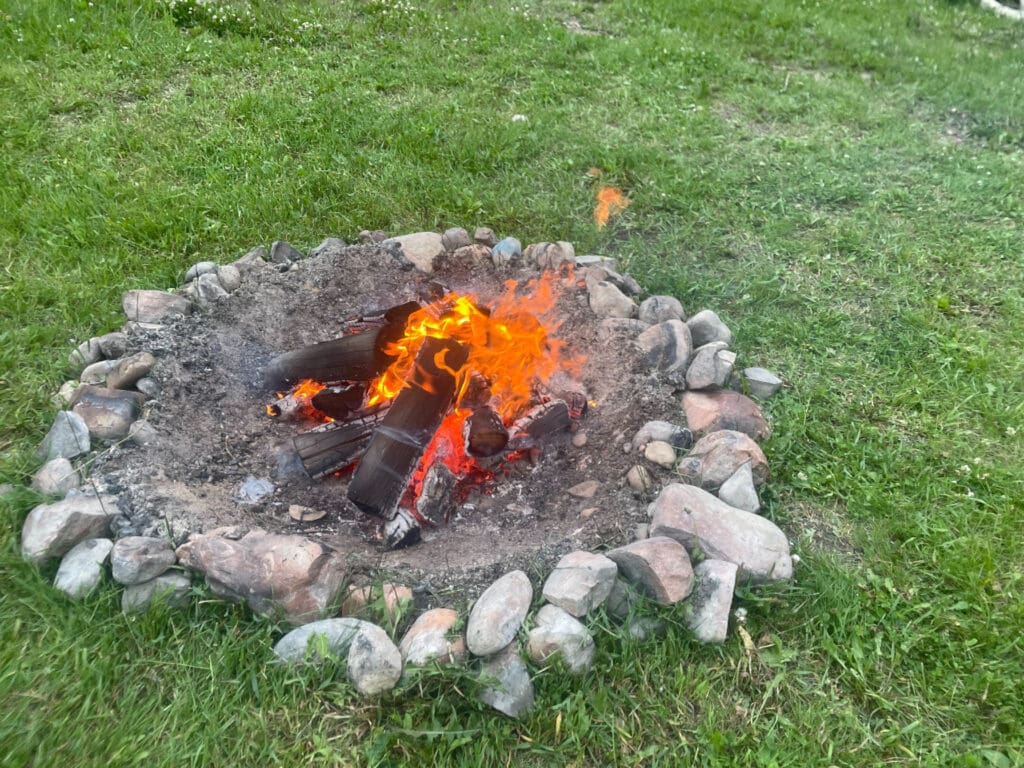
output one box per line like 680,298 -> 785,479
2,0 -> 1023,764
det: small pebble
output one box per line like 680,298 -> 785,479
644,440 -> 677,468
571,432 -> 588,448
626,465 -> 654,495
289,504 -> 326,522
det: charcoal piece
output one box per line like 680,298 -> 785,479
416,463 -> 456,524
291,406 -> 387,478
310,384 -> 366,420
383,508 -> 422,549
507,400 -> 571,450
465,406 -> 509,457
458,372 -> 493,409
347,337 -> 469,520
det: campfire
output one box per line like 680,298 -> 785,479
265,270 -> 588,548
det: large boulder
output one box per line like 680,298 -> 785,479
648,484 -> 792,583
175,529 -> 347,625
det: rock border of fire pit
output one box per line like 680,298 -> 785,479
19,228 -> 793,715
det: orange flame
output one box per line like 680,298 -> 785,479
594,186 -> 630,229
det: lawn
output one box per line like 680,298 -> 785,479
1,0 -> 1022,765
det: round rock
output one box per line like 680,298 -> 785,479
588,281 -> 637,318
110,536 -> 177,585
644,440 -> 677,468
466,569 -> 532,656
54,538 -> 114,599
638,295 -> 685,324
31,457 -> 81,497
399,607 -> 466,666
441,227 -> 472,252
686,309 -> 732,347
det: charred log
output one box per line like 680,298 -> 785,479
310,384 -> 366,420
263,302 -> 419,389
415,463 -> 456,524
290,406 -> 387,478
465,405 -> 509,457
507,399 -> 571,450
347,337 -> 469,519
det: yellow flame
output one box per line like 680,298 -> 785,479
594,186 -> 630,229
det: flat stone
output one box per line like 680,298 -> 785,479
31,457 -> 80,497
648,484 -> 792,582
630,420 -> 693,452
605,537 -> 694,605
122,571 -> 191,613
122,290 -> 190,323
95,332 -> 128,359
598,317 -> 651,339
80,359 -> 117,385
491,237 -> 522,269
525,241 -> 573,270
450,244 -> 492,266
588,280 -> 636,318
743,367 -> 783,399
718,461 -> 760,512
478,644 -> 535,718
686,342 -> 736,390
644,440 -> 677,468
69,338 -> 103,368
473,227 -> 497,247
685,560 -> 738,642
441,227 -> 472,251
135,377 -> 160,399
567,480 -> 600,499
270,240 -> 304,264
195,272 -> 229,305
21,492 -> 117,564
681,390 -> 770,440
54,538 -> 113,599
625,465 -> 655,496
273,618 -> 368,662
341,583 -> 413,623
216,264 -> 242,292
466,569 -> 532,656
110,536 -> 176,585
288,504 -> 326,522
175,529 -> 347,625
399,607 -> 466,666
184,260 -> 218,282
346,622 -> 404,695
541,550 -> 618,617
686,309 -> 732,347
37,411 -> 91,461
638,295 -> 685,324
230,246 -> 268,275
385,231 -> 445,272
71,386 -> 145,441
526,604 -> 595,674
677,429 -> 769,491
106,351 -> 156,390
635,320 -> 692,377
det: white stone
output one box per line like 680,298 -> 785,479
385,231 -> 445,272
526,605 -> 595,674
743,367 -> 783,399
541,550 -> 618,617
686,309 -> 732,347
54,538 -> 113,599
685,560 -> 738,643
718,462 -> 760,513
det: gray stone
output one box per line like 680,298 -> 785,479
603,577 -> 640,620
195,272 -> 229,305
106,351 -> 156,390
54,538 -> 113,599
635,319 -> 692,378
605,537 -> 694,605
627,616 -> 666,641
121,571 -> 191,613
685,560 -> 738,643
21,492 -> 117,564
687,309 -> 732,348
648,484 -> 792,583
677,429 -> 769,491
491,237 -> 522,269
273,618 -> 367,662
575,255 -> 618,271
541,550 -> 618,617
80,359 -> 117,385
71,386 -> 144,441
644,440 -> 677,468
399,608 -> 466,666
686,342 -> 736,390
31,457 -> 80,497
478,645 -> 535,718
743,367 -> 783,399
466,569 -> 532,656
346,622 -> 404,695
55,380 -> 79,406
69,337 -> 103,368
37,411 -> 90,461
122,290 -> 190,323
634,523 -> 649,541
598,317 -> 651,339
450,244 -> 492,266
718,462 -> 760,513
473,227 -> 497,247
135,377 -> 161,399
525,241 -> 573,270
95,332 -> 128,359
358,230 -> 387,243
630,420 -> 693,452
111,536 -> 176,585
270,240 -> 304,264
385,231 -> 445,272
184,260 -> 218,282
308,237 -> 347,260
626,465 -> 655,496
175,528 -> 347,625
681,390 -> 770,440
216,264 -> 242,292
588,281 -> 636,318
128,420 -> 159,446
231,246 -> 268,275
526,605 -> 595,674
441,227 -> 473,252
604,268 -> 642,296
638,295 -> 686,324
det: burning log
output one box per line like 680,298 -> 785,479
310,384 -> 366,420
507,399 -> 572,450
290,405 -> 387,478
263,302 -> 419,389
465,405 -> 509,457
347,336 -> 470,521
